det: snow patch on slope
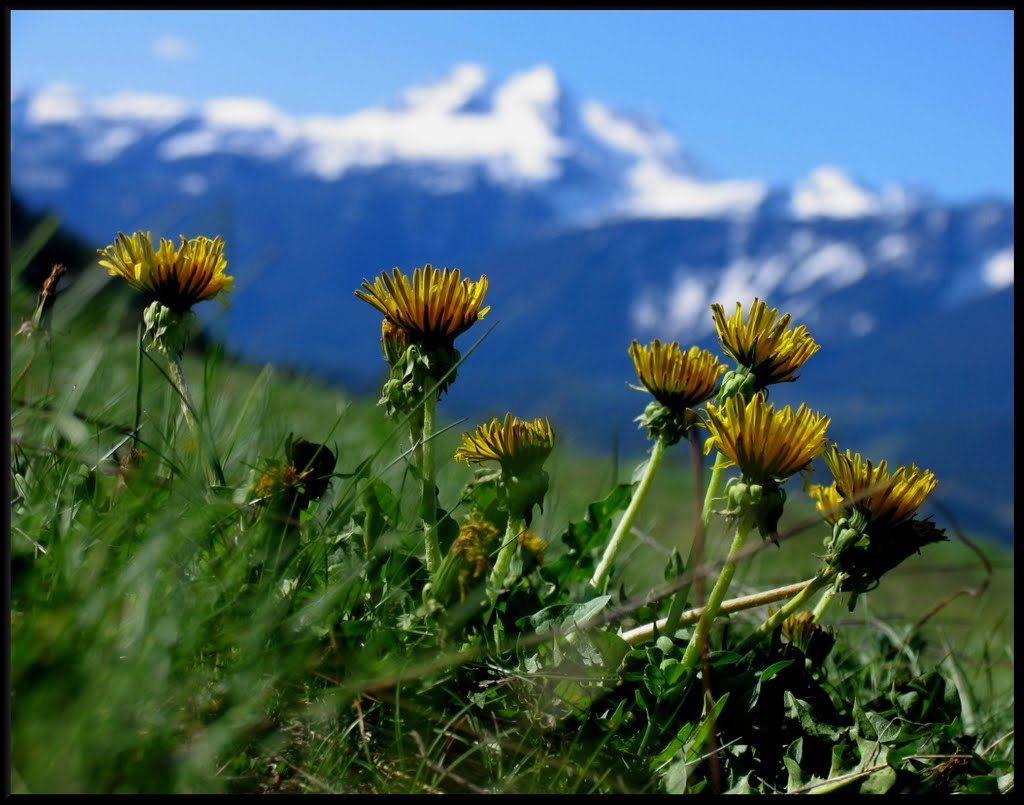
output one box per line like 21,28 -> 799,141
791,165 -> 880,219
984,247 -> 1014,290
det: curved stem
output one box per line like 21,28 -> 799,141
662,427 -> 708,638
589,436 -> 666,594
490,515 -> 525,591
701,451 -> 730,532
420,391 -> 441,575
681,514 -> 753,668
665,449 -> 729,637
736,567 -> 837,653
811,579 -> 840,623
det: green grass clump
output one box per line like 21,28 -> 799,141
9,230 -> 1013,795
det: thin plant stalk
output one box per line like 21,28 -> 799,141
132,323 -> 144,450
661,426 -> 707,637
701,452 -> 730,532
811,579 -> 840,623
681,513 -> 754,668
661,390 -> 739,638
168,354 -> 199,431
490,515 -> 525,591
167,353 -> 226,487
420,390 -> 441,575
590,435 -> 667,593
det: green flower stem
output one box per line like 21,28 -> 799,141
168,354 -> 225,487
681,513 -> 753,668
701,451 -> 730,532
420,391 -> 441,575
619,577 -> 817,646
132,323 -> 144,449
490,515 -> 525,591
661,429 -> 712,638
589,435 -> 667,594
663,389 -> 740,630
811,575 -> 841,623
736,567 -> 838,653
168,354 -> 199,431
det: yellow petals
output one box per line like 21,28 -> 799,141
816,445 -> 938,529
454,413 -> 555,473
711,298 -> 819,387
98,231 -> 233,311
628,339 -> 726,415
702,392 -> 830,484
355,264 -> 489,346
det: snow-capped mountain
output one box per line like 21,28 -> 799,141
10,63 -> 1015,543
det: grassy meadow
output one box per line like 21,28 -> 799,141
8,221 -> 1014,794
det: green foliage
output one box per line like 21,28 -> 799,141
8,223 -> 1013,795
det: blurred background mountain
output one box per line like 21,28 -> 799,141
10,64 -> 1014,544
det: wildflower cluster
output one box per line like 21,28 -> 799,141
88,230 -> 946,651
17,220 -> 969,795
454,413 -> 555,591
249,436 -> 337,518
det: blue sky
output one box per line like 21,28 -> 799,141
9,9 -> 1014,202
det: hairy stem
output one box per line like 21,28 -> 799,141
662,427 -> 709,637
490,515 -> 525,591
811,578 -> 840,623
420,391 -> 441,575
681,514 -> 753,668
590,436 -> 666,593
701,451 -> 730,533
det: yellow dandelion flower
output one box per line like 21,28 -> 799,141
98,231 -> 233,311
454,413 -> 555,474
703,392 -> 830,484
355,264 -> 490,347
711,298 -> 820,387
810,446 -> 938,529
629,339 -> 726,415
517,528 -> 548,561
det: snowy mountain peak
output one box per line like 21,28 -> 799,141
400,62 -> 490,114
13,65 -> 932,224
790,165 -> 882,219
581,101 -> 680,164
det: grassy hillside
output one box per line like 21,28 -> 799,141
9,215 -> 1014,794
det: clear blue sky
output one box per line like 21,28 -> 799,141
9,9 -> 1014,202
